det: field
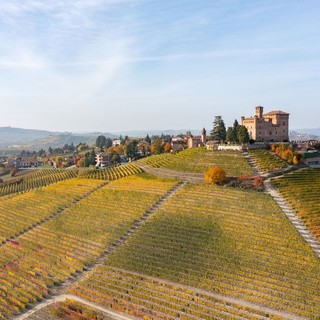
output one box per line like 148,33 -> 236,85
0,163 -> 142,198
0,174 -> 178,318
70,183 -> 320,319
248,149 -> 287,173
25,299 -> 111,319
139,147 -> 252,176
80,162 -> 142,180
0,178 -> 103,242
0,168 -> 77,196
272,168 -> 320,241
0,149 -> 319,320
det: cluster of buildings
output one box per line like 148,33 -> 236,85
2,106 -> 319,170
187,106 -> 290,149
241,106 -> 289,143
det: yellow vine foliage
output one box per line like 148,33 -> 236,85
204,166 -> 226,184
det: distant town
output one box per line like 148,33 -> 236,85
0,106 -> 319,179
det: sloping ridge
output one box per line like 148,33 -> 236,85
244,151 -> 320,259
136,162 -> 204,183
15,179 -> 310,320
15,181 -> 185,320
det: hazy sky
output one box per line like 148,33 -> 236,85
0,0 -> 319,132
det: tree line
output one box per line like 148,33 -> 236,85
210,116 -> 250,144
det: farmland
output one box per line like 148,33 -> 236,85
248,149 -> 287,173
0,163 -> 142,197
23,298 -> 111,319
0,168 -> 77,197
272,168 -> 320,241
0,147 -> 319,320
70,183 -> 320,319
139,147 -> 252,176
0,174 -> 178,318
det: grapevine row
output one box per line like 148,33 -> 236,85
272,168 -> 320,241
139,148 -> 252,176
0,169 -> 77,197
97,183 -> 320,319
0,175 -> 177,318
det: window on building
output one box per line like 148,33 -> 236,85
283,121 -> 285,125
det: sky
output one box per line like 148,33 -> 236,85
0,0 -> 319,133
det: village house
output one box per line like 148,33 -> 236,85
303,151 -> 320,167
95,152 -> 110,167
187,128 -> 207,148
12,157 -> 43,168
112,139 -> 121,147
241,106 -> 289,143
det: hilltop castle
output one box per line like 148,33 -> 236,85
241,106 -> 289,142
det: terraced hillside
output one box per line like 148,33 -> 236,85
0,178 -> 103,243
0,168 -> 77,196
25,298 -> 112,320
0,174 -> 178,318
139,147 -> 252,176
81,162 -> 142,180
0,163 -> 142,198
272,168 -> 320,241
248,149 -> 287,173
70,183 -> 320,319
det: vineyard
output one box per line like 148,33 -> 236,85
248,149 -> 287,173
26,299 -> 109,320
70,266 -> 284,320
0,168 -> 77,197
0,174 -> 177,318
80,162 -> 142,180
70,183 -> 320,319
138,148 -> 252,176
0,178 -> 103,243
0,147 -> 319,320
272,168 -> 320,241
0,163 -> 142,198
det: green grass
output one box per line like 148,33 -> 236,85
139,147 -> 252,176
249,149 -> 287,173
96,183 -> 320,319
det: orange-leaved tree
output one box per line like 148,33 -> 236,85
204,166 -> 226,184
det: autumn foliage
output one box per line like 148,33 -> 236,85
271,144 -> 301,165
204,166 -> 226,184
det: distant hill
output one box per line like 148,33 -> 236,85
0,127 -> 59,147
290,129 -> 319,141
0,127 -> 116,151
294,128 -> 320,137
113,129 -> 201,137
20,134 -> 97,150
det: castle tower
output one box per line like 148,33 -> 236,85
255,106 -> 263,118
201,128 -> 206,144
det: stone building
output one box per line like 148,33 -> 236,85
187,128 -> 207,148
241,106 -> 289,142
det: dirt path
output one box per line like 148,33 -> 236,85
15,294 -> 140,320
13,163 -> 317,320
106,266 -> 309,320
243,151 -> 320,259
136,163 -> 204,183
264,178 -> 320,258
14,181 -> 186,319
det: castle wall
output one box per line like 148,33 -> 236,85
241,108 -> 289,142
